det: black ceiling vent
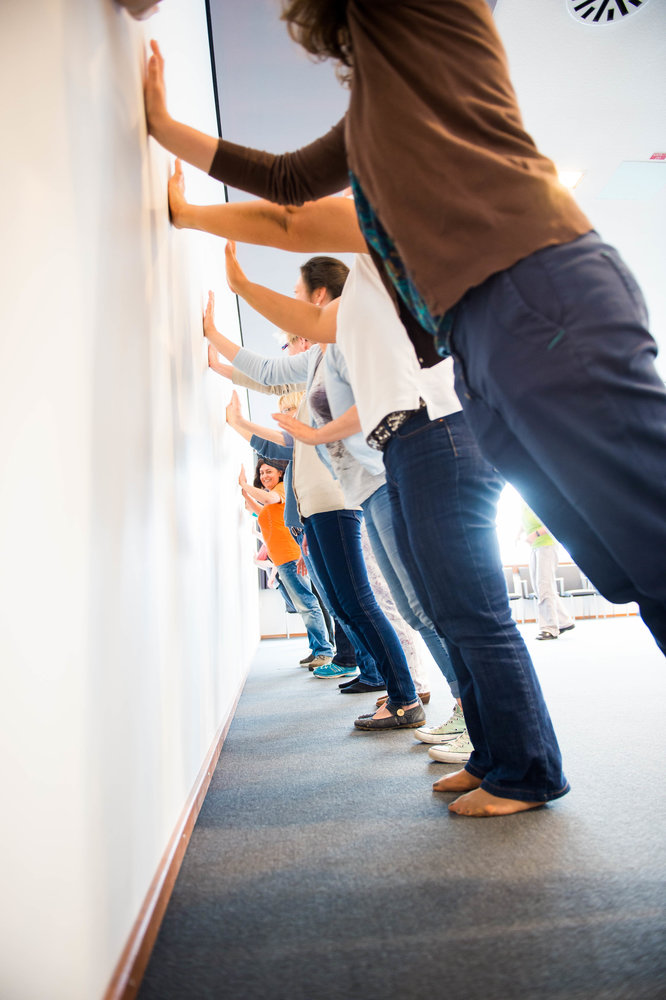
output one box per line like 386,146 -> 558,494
566,0 -> 653,24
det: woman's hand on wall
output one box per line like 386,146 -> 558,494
209,345 -> 233,381
224,241 -> 248,296
144,40 -> 169,139
168,159 -> 188,228
203,290 -> 218,341
226,390 -> 243,428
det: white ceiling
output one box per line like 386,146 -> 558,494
208,0 -> 666,423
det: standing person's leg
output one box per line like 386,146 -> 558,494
452,230 -> 666,654
384,409 -> 568,814
363,484 -> 458,701
533,545 -> 572,639
358,518 -> 429,696
276,560 -> 334,659
451,368 -> 666,654
304,521 -> 384,687
310,580 -> 334,646
304,510 -> 422,719
332,620 -> 357,668
297,544 -> 342,652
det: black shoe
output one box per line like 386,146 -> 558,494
559,623 -> 576,633
340,680 -> 386,695
338,676 -> 361,689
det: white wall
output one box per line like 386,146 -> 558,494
0,2 -> 258,998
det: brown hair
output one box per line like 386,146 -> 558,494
281,1 -> 353,82
300,256 -> 349,301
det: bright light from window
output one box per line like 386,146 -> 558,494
557,169 -> 585,190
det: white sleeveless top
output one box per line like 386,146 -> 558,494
335,253 -> 462,443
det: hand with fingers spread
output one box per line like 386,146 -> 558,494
144,39 -> 169,139
296,556 -> 308,577
272,410 -> 320,445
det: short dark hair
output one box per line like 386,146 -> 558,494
281,1 -> 353,81
300,256 -> 349,301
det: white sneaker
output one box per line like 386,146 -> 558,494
428,731 -> 473,763
415,704 -> 466,744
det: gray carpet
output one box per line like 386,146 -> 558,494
138,617 -> 666,1000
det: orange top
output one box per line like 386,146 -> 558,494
257,483 -> 301,567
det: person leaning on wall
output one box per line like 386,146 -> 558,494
143,1 -> 666,663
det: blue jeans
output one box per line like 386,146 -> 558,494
298,544 -> 335,647
276,560 -> 334,657
303,529 -> 382,685
304,509 -> 416,704
362,484 -> 459,700
452,230 -> 666,655
384,409 -> 568,803
332,619 -> 358,668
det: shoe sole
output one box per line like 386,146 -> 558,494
312,670 -> 357,678
414,731 -> 466,745
428,753 -> 471,763
354,719 -> 426,730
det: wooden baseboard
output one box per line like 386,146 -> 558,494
103,678 -> 246,1000
260,631 -> 307,639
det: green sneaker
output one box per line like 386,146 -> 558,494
415,704 -> 466,745
312,661 -> 357,678
427,731 -> 474,763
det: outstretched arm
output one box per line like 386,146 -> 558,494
241,491 -> 263,516
169,159 -> 365,252
209,345 -> 302,396
272,405 -> 361,445
226,391 -> 287,447
204,291 -> 241,362
144,41 -> 218,171
226,241 -> 339,345
145,42 -> 348,203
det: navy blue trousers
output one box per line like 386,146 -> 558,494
452,230 -> 666,655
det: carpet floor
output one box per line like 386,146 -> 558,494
137,616 -> 666,1000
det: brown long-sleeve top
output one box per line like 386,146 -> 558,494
210,0 -> 591,320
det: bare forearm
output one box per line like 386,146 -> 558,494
241,491 -> 263,515
174,196 -> 365,253
231,414 -> 286,447
150,114 -> 217,174
175,199 -> 292,246
236,278 -> 337,344
274,405 -> 360,444
206,325 -> 241,362
312,406 -> 361,443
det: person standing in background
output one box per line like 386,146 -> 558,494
520,502 -> 575,642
